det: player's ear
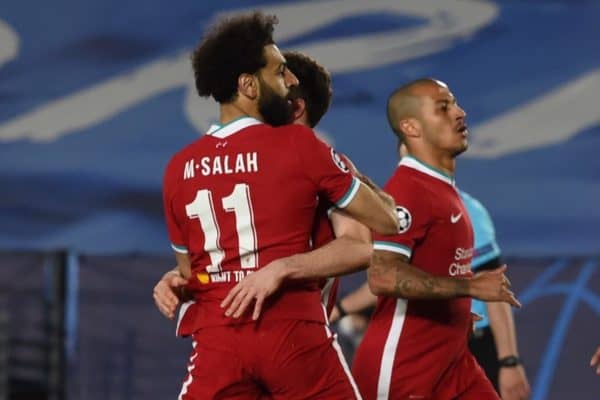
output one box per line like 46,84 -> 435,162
238,73 -> 258,100
291,98 -> 305,122
399,118 -> 421,139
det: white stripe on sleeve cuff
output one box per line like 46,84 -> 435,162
171,243 -> 188,254
336,177 -> 361,208
373,241 -> 412,258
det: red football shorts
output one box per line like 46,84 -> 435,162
178,319 -> 362,400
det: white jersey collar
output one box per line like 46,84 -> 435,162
399,155 -> 455,186
206,117 -> 263,138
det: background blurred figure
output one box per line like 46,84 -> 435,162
590,347 -> 600,375
464,190 -> 530,400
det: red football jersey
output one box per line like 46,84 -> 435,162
177,198 -> 339,336
353,155 -> 475,399
164,117 -> 359,330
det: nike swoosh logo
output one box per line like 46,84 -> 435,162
451,213 -> 462,223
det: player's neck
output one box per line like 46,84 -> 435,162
436,156 -> 456,177
220,100 -> 263,125
293,114 -> 310,127
408,150 -> 456,177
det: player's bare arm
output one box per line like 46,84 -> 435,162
221,209 -> 371,320
368,250 -> 521,307
487,301 -> 531,399
369,251 -> 469,298
343,181 -> 399,235
343,156 -> 396,210
280,209 -> 371,279
330,283 -> 485,326
153,266 -> 187,320
330,281 -> 377,322
152,254 -> 192,319
358,174 -> 396,209
174,252 -> 192,278
590,346 -> 600,375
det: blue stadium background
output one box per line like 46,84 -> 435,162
0,0 -> 598,399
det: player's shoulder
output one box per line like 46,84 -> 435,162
273,124 -> 329,156
388,165 -> 433,192
163,136 -> 212,179
167,137 -> 202,164
274,123 -> 317,139
383,166 -> 438,216
273,123 -> 314,134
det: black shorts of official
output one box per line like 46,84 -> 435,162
468,326 -> 499,392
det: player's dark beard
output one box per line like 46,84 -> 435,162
258,78 -> 293,127
452,146 -> 468,157
452,142 -> 469,157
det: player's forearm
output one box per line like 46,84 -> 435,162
344,157 -> 395,209
356,174 -> 396,209
487,301 -> 520,358
330,209 -> 372,244
162,267 -> 182,279
282,237 -> 371,280
368,265 -> 470,299
174,252 -> 192,279
345,182 -> 399,235
368,252 -> 470,299
340,282 -> 377,314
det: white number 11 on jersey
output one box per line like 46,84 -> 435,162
185,183 -> 258,273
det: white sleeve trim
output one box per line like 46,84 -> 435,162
336,177 -> 361,208
171,243 -> 188,254
373,241 -> 412,258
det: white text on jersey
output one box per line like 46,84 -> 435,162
183,152 -> 258,179
449,246 -> 473,276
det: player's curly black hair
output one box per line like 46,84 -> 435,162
284,51 -> 332,128
191,12 -> 278,103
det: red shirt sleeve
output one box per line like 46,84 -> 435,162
372,174 -> 431,259
291,125 -> 360,208
162,155 -> 188,254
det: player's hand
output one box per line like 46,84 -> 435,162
499,365 -> 531,400
153,270 -> 188,320
469,265 -> 521,308
220,261 -> 286,320
590,346 -> 600,375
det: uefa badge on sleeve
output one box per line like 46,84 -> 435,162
396,206 -> 412,233
330,148 -> 350,173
